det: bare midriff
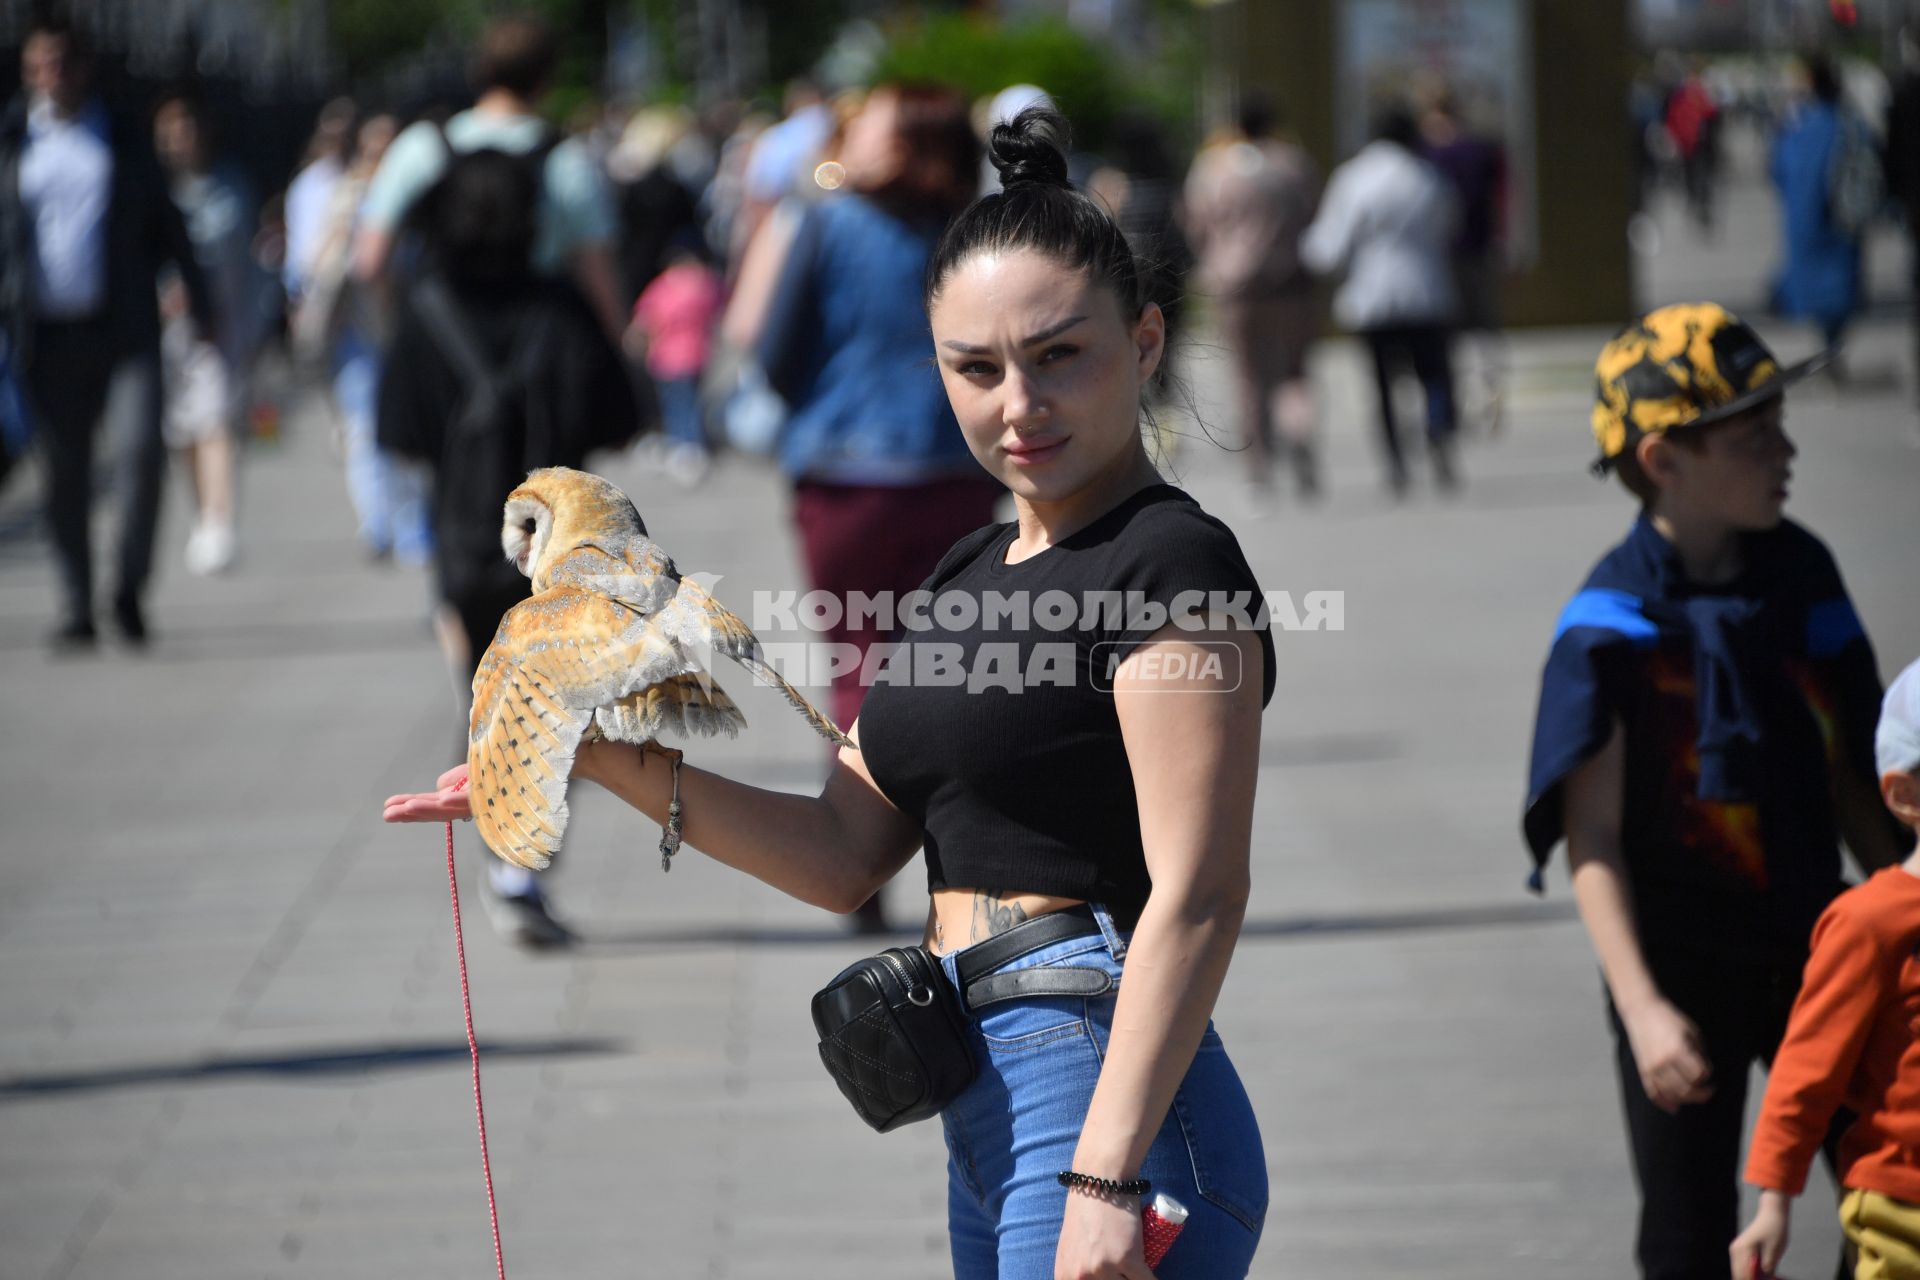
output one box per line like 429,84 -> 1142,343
924,887 -> 1089,957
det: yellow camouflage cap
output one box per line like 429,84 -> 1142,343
1590,302 -> 1826,474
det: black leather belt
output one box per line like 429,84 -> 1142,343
953,904 -> 1110,1013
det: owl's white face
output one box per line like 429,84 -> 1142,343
501,496 -> 553,578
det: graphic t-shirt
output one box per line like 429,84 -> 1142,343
1524,516 -> 1894,972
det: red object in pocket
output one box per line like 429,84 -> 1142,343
1143,1192 -> 1189,1269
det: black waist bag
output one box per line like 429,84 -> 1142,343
811,945 -> 976,1133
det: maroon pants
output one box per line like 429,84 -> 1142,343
791,475 -> 1004,732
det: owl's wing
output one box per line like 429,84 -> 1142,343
624,554 -> 854,750
467,583 -> 744,870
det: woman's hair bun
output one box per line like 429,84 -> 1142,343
987,106 -> 1072,192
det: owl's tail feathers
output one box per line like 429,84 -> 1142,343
685,579 -> 855,750
597,673 -> 746,743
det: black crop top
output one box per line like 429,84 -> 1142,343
858,484 -> 1275,926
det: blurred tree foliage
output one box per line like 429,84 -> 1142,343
870,12 -> 1200,153
324,0 -> 610,109
319,1 -> 1203,149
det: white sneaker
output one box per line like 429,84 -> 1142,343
480,882 -> 575,949
184,521 -> 237,576
664,442 -> 711,487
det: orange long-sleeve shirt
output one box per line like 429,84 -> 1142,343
1745,865 -> 1920,1200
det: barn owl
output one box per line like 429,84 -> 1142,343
470,466 -> 850,870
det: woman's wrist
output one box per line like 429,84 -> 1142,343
1068,1138 -> 1143,1186
1057,1171 -> 1150,1202
575,741 -> 659,811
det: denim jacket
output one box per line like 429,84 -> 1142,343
757,194 -> 981,486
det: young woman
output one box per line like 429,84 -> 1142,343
386,107 -> 1273,1279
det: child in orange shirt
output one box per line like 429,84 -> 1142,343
1733,658 -> 1920,1280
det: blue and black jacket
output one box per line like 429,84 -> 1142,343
1523,515 -> 1895,966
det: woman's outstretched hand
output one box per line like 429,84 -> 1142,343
383,764 -> 472,824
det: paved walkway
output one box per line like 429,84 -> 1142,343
2,173 -> 1916,1278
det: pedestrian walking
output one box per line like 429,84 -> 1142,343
1419,83 -> 1509,437
376,122 -> 640,946
1301,104 -> 1461,494
354,13 -> 625,345
291,109 -> 432,565
727,81 -> 1002,930
356,12 -> 644,944
387,106 -> 1274,1279
1524,303 -> 1909,1280
282,97 -> 354,315
1183,91 -> 1321,503
1667,63 -> 1722,235
152,89 -> 266,577
608,104 -> 705,303
627,232 -> 722,485
0,15 -> 214,649
1771,54 -> 1877,365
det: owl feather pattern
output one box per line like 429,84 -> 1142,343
469,467 -> 852,869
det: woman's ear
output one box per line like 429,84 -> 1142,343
1133,301 -> 1166,384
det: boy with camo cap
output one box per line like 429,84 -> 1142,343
1523,303 -> 1911,1278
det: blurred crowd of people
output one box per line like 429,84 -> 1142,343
0,8 -> 1525,936
0,10 -> 1528,657
1634,43 -> 1920,377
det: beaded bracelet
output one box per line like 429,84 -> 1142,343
652,747 -> 684,872
1056,1171 -> 1151,1198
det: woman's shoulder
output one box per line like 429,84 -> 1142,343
1107,485 -> 1249,554
1077,486 -> 1265,597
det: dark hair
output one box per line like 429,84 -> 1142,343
858,82 -> 981,220
1802,53 -> 1842,105
151,84 -> 206,126
26,10 -> 87,56
471,15 -> 557,99
1237,91 -> 1280,140
1372,103 -> 1422,150
925,106 -> 1145,319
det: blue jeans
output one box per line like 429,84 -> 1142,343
656,375 -> 707,450
936,904 -> 1267,1279
332,331 -> 430,561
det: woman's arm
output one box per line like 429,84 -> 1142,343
385,724 -> 923,915
1056,623 -> 1263,1276
718,202 -> 802,351
1299,168 -> 1354,277
572,723 -> 923,914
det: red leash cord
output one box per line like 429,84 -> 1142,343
445,801 -> 508,1280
